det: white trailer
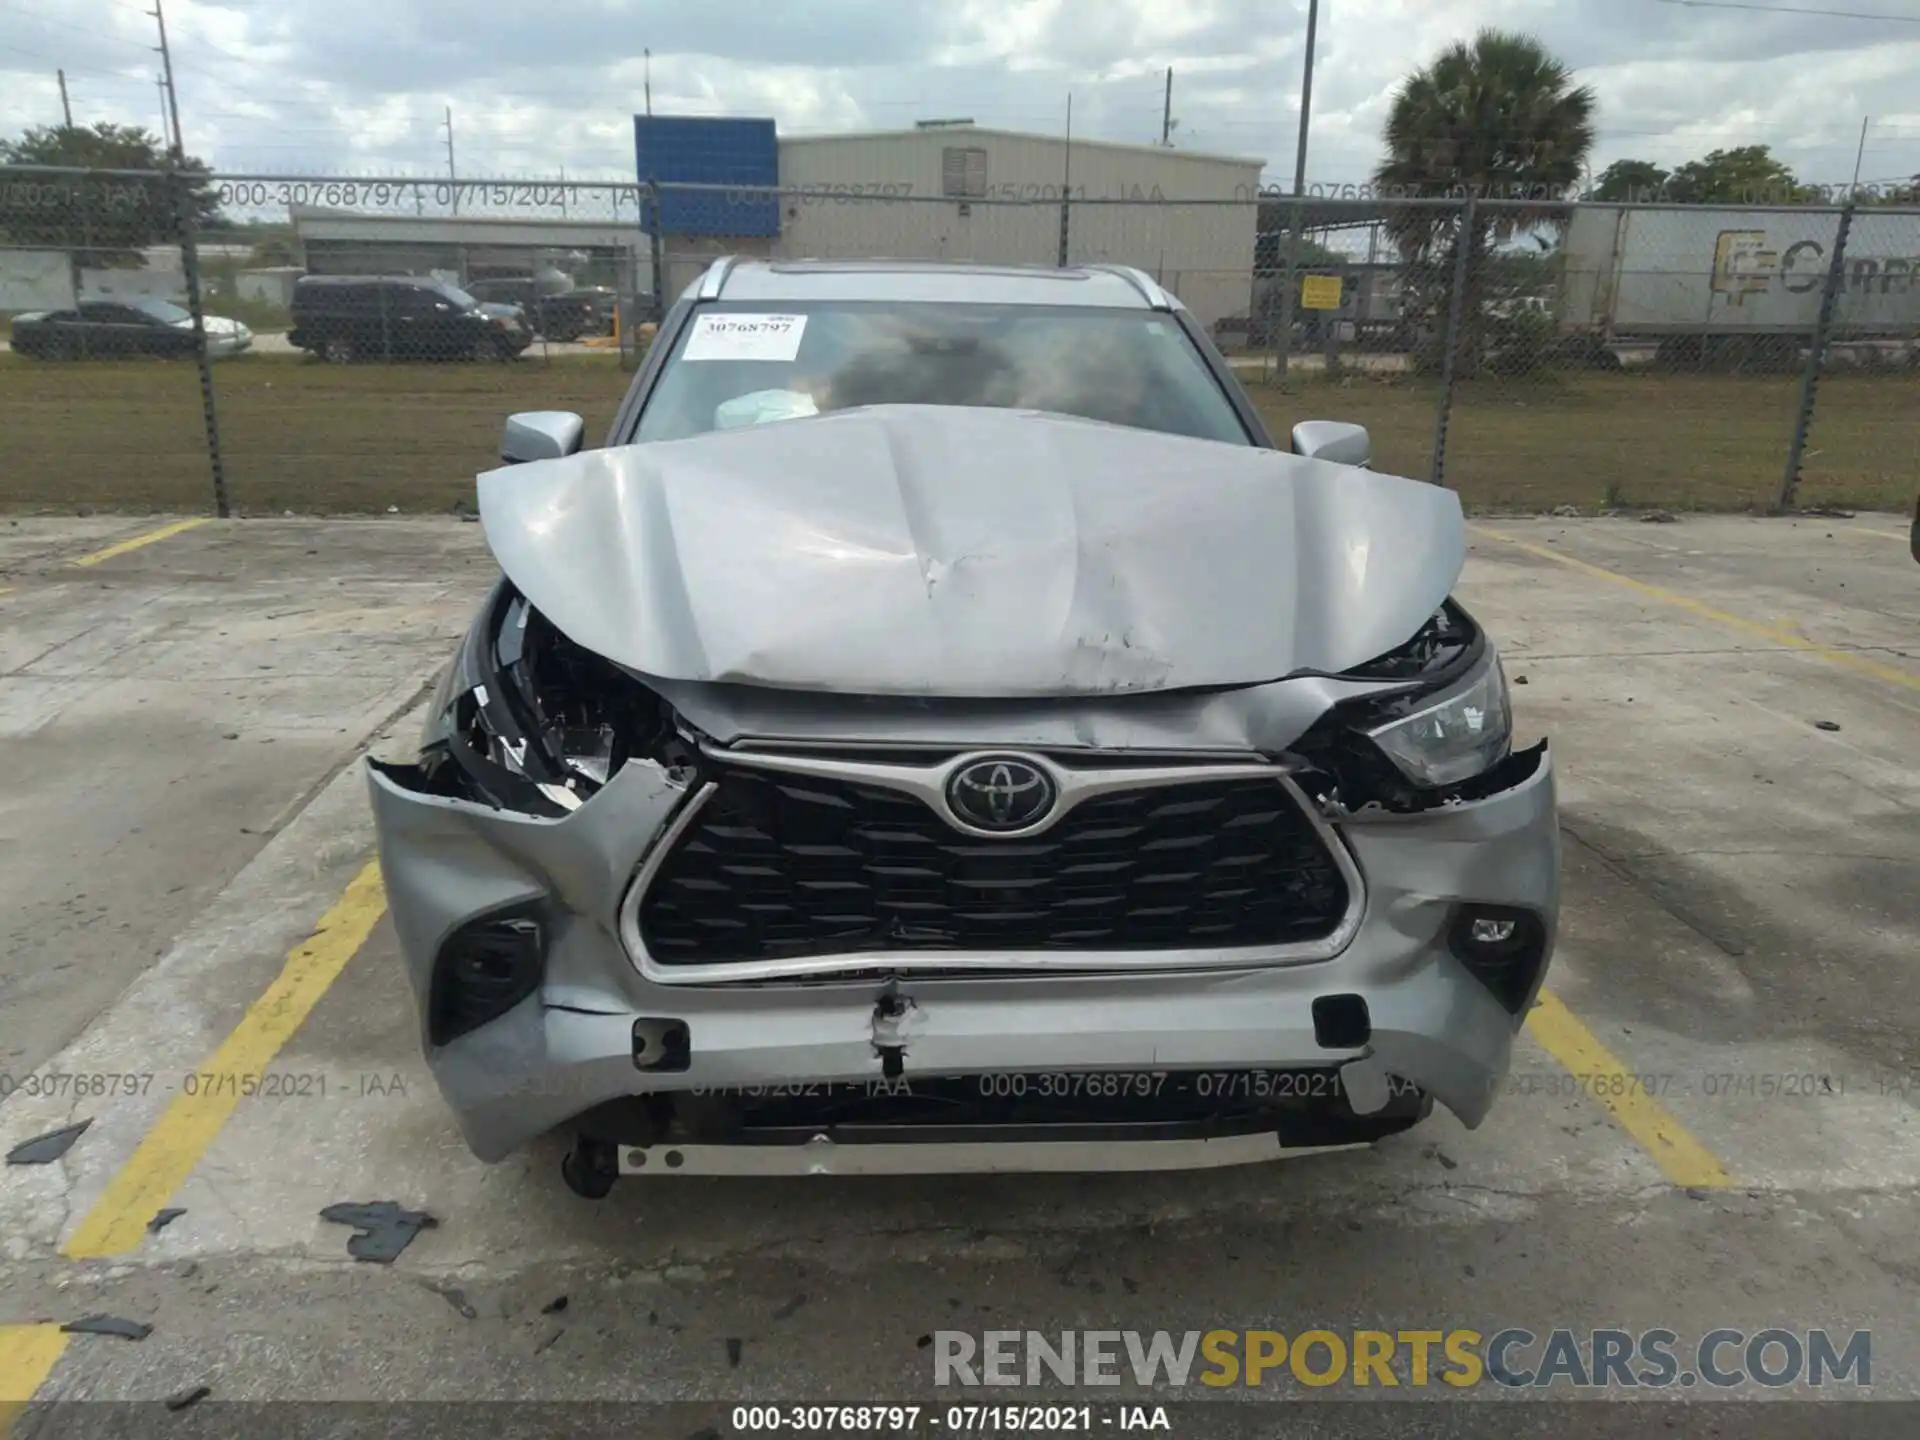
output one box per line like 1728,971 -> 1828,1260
1558,205 -> 1920,346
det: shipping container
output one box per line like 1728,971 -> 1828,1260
1559,204 -> 1920,340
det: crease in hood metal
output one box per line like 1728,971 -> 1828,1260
476,404 -> 1465,698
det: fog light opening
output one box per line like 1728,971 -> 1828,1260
428,907 -> 546,1047
1447,905 -> 1549,1015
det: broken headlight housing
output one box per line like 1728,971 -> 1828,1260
418,581 -> 690,817
1363,643 -> 1512,787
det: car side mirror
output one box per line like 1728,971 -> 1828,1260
500,411 -> 585,464
1291,420 -> 1371,468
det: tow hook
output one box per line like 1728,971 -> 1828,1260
871,984 -> 918,1080
561,1133 -> 620,1199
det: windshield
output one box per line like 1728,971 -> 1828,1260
433,283 -> 479,310
130,298 -> 192,324
631,301 -> 1252,446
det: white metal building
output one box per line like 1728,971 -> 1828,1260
724,126 -> 1263,332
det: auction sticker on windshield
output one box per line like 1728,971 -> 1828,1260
683,312 -> 808,362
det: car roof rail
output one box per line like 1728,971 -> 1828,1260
1088,264 -> 1175,311
696,256 -> 741,300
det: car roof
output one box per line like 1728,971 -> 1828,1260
694,258 -> 1181,310
294,275 -> 438,287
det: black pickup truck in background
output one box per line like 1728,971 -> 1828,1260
464,277 -> 607,342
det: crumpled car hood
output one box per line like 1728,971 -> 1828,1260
476,404 -> 1465,697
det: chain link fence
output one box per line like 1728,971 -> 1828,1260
3,163 -> 1915,517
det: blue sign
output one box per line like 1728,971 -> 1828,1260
634,116 -> 780,237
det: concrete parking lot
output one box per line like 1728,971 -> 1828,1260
0,510 -> 1915,1430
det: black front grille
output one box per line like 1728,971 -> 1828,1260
637,766 -> 1351,966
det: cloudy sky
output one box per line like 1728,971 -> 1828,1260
2,0 -> 1917,191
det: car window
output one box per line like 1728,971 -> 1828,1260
432,283 -> 479,310
129,298 -> 192,324
631,300 -> 1252,447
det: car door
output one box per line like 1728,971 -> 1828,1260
76,302 -> 148,357
22,309 -> 84,358
348,285 -> 393,358
383,284 -> 439,358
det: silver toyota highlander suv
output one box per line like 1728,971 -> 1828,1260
367,258 -> 1559,1197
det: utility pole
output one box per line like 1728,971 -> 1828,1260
1849,116 -> 1870,194
443,105 -> 459,214
60,65 -> 83,345
156,77 -> 173,148
153,0 -> 186,157
151,0 -> 230,517
1161,68 -> 1173,146
645,49 -> 653,116
1058,93 -> 1072,267
1272,0 -> 1319,382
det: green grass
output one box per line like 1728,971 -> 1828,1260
0,351 -> 630,514
1244,370 -> 1918,514
1,352 -> 1911,516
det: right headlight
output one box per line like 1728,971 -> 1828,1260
1363,645 -> 1512,788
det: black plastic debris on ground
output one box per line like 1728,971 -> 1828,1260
541,1295 -> 569,1315
63,1315 -> 152,1341
1815,720 -> 1843,733
7,1120 -> 91,1165
147,1207 -> 186,1235
319,1201 -> 439,1263
165,1385 -> 211,1412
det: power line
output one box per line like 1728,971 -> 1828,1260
1653,0 -> 1920,21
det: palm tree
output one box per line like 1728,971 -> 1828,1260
1373,30 -> 1596,375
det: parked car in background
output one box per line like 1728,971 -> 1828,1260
10,298 -> 252,360
476,300 -> 535,338
288,276 -> 530,362
466,277 -> 600,342
579,286 -> 623,335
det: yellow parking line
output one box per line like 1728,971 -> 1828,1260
1474,525 -> 1920,692
71,517 -> 209,568
0,1324 -> 68,1431
62,861 -> 388,1259
1527,989 -> 1733,1189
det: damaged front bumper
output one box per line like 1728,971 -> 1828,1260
365,740 -> 1558,1169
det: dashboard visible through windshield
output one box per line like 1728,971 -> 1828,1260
630,301 -> 1254,447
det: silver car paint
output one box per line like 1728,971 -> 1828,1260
642,671 -> 1412,754
366,745 -> 1557,1163
476,405 -> 1467,698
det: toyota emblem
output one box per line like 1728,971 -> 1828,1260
946,756 -> 1056,832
